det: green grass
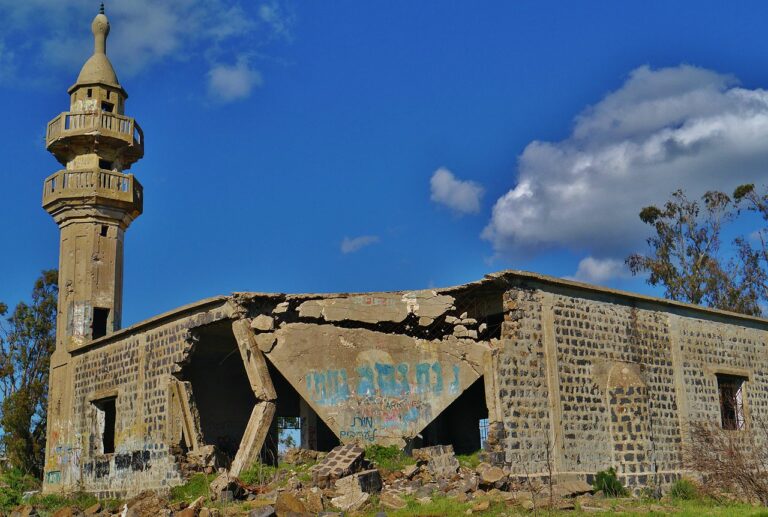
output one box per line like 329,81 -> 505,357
669,478 -> 699,501
364,445 -> 415,473
239,461 -> 280,486
457,450 -> 482,469
0,468 -> 41,511
169,472 -> 216,503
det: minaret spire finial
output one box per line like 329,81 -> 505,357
99,3 -> 105,15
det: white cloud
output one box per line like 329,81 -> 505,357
430,167 -> 484,215
0,0 -> 291,96
483,65 -> 768,257
568,256 -> 629,284
341,235 -> 380,254
207,59 -> 263,102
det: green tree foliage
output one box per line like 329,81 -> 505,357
627,188 -> 768,316
0,270 -> 57,478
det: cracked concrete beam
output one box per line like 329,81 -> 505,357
169,379 -> 202,451
228,401 -> 276,477
231,319 -> 276,401
296,291 -> 454,324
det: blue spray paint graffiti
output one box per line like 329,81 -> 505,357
306,360 -> 462,441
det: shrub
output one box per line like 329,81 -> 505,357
669,478 -> 699,500
0,468 -> 41,511
593,467 -> 628,497
364,445 -> 414,473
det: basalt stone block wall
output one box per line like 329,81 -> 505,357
492,275 -> 768,490
45,298 -> 232,498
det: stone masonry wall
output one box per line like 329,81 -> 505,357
45,300 -> 230,498
497,281 -> 768,491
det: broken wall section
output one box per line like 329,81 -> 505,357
232,285 -> 504,452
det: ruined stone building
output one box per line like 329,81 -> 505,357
41,8 -> 768,498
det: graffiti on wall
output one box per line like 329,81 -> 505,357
306,360 -> 462,442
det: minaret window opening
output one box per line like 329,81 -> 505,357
92,307 -> 110,339
87,88 -> 93,98
101,100 -> 114,112
100,225 -> 109,237
98,159 -> 113,170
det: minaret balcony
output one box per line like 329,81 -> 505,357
46,111 -> 144,166
42,168 -> 143,216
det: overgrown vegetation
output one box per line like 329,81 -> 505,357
669,478 -> 699,500
0,468 -> 40,511
457,450 -> 482,469
239,461 -> 280,486
0,270 -> 58,478
593,467 -> 628,497
364,444 -> 415,473
686,421 -> 768,506
169,472 -> 216,503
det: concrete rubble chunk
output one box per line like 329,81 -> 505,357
83,503 -> 101,515
251,314 -> 275,331
380,491 -> 407,509
445,315 -> 459,324
418,316 -> 434,327
412,445 -> 459,478
304,486 -> 325,513
312,443 -> 367,488
283,447 -> 322,465
335,468 -> 382,494
50,508 -> 75,517
553,479 -> 594,498
330,491 -> 369,512
254,333 -> 276,353
478,465 -> 505,486
275,491 -> 306,514
248,506 -> 276,517
272,301 -> 289,314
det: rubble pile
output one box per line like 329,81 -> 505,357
6,445 -> 605,516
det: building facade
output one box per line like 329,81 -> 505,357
41,9 -> 768,498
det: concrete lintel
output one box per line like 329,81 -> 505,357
229,401 -> 276,477
232,319 -> 277,401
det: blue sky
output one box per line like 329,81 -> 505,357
2,1 -> 768,325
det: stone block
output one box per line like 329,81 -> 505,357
312,443 -> 366,488
335,469 -> 382,495
412,445 -> 459,478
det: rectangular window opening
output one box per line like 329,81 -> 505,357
93,397 -> 116,454
717,374 -> 747,430
87,88 -> 93,98
99,159 -> 113,170
479,418 -> 489,448
100,225 -> 108,237
101,101 -> 114,112
92,307 -> 110,339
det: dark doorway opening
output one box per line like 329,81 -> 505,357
416,376 -> 488,454
182,321 -> 256,461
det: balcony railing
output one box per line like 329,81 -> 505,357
42,169 -> 143,209
46,111 -> 143,150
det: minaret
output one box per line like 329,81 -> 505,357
44,4 -> 143,348
42,5 -> 143,489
